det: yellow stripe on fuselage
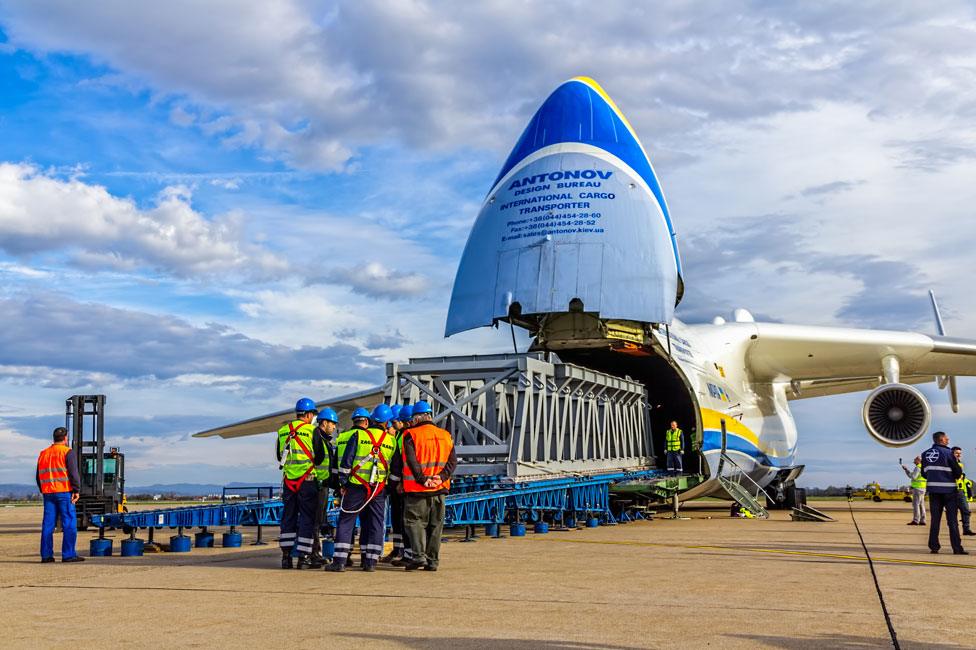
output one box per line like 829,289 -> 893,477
699,407 -> 793,459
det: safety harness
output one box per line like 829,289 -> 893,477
339,427 -> 390,514
282,422 -> 315,493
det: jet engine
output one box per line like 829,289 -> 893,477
861,383 -> 931,447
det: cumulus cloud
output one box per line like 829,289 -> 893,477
5,2 -> 976,170
798,179 -> 866,197
678,214 -> 932,329
319,262 -> 429,299
0,163 -> 284,278
364,330 -> 409,350
0,293 -> 383,383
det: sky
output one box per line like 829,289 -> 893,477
1,1 -> 975,488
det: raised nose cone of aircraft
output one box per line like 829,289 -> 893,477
446,77 -> 683,337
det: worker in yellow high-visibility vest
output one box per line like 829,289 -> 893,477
952,447 -> 975,537
901,455 -> 926,526
665,420 -> 683,476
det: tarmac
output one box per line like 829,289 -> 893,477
0,499 -> 973,649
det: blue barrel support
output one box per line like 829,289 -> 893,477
485,523 -> 499,537
90,537 -> 113,556
510,523 -> 526,537
565,516 -> 577,528
321,537 -> 335,559
586,517 -> 600,528
534,522 -> 549,534
121,538 -> 144,556
170,534 -> 192,552
222,526 -> 243,548
194,528 -> 215,548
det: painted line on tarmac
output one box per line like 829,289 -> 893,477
530,537 -> 976,569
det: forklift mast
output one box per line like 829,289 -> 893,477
66,395 -> 125,528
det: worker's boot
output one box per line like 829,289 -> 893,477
280,551 -> 293,569
379,552 -> 399,564
361,561 -> 376,572
296,553 -> 315,570
308,553 -> 326,568
324,560 -> 345,572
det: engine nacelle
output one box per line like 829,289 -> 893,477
862,383 -> 931,447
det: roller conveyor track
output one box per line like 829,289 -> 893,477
91,468 -> 670,531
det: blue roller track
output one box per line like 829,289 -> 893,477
92,469 -> 667,533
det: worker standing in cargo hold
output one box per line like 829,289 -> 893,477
276,398 -> 327,569
901,456 -> 927,525
309,407 -> 339,567
36,427 -> 83,563
951,447 -> 975,536
382,404 -> 413,565
326,404 -> 397,572
921,431 -> 966,554
402,400 -> 457,571
665,421 -> 684,476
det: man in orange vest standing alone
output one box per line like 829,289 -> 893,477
36,427 -> 83,563
401,401 -> 456,571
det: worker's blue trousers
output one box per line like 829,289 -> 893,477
40,492 -> 77,560
387,486 -> 411,559
279,479 -> 317,555
666,451 -> 683,474
334,485 -> 387,567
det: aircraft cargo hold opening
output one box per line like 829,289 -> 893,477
557,347 -> 704,478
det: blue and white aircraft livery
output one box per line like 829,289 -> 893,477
198,77 -> 976,505
446,77 -> 682,337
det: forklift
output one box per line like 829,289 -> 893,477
66,395 -> 126,529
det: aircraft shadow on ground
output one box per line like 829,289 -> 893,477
728,632 -> 965,650
335,634 -> 641,650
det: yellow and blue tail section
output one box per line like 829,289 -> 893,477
446,77 -> 684,336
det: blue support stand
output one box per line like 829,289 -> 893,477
534,522 -> 549,534
222,527 -> 243,547
510,523 -> 526,537
586,517 -> 600,528
121,538 -> 144,556
90,537 -> 113,556
321,538 -> 335,559
194,529 -> 215,548
485,523 -> 499,537
170,531 -> 192,552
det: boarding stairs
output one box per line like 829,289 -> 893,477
717,451 -> 770,519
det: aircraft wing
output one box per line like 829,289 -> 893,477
192,385 -> 386,439
744,323 -> 976,399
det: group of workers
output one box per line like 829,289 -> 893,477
276,397 -> 456,572
911,430 -> 975,555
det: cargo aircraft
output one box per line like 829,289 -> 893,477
196,77 -> 976,507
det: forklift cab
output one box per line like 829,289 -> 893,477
67,395 -> 125,529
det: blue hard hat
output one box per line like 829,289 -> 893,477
399,404 -> 413,420
412,400 -> 432,415
371,403 -> 393,424
390,404 -> 402,421
295,397 -> 317,413
317,407 -> 338,424
351,407 -> 370,420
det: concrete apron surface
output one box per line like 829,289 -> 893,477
0,500 -> 972,649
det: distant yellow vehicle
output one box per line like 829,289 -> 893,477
852,482 -> 912,503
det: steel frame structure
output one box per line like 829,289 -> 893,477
386,352 -> 654,478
